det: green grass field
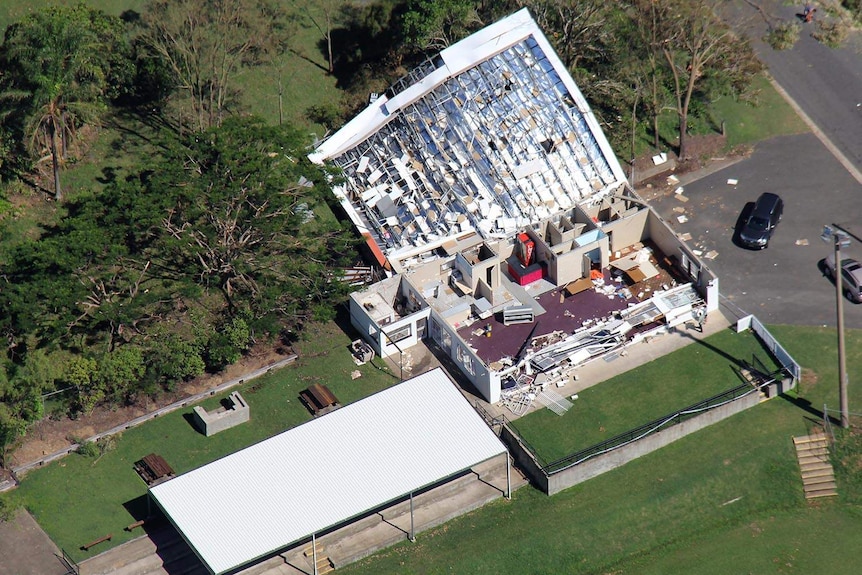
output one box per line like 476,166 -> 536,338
511,328 -> 782,463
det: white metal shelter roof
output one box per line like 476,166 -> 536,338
149,368 -> 507,575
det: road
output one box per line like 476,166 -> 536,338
649,1 -> 862,328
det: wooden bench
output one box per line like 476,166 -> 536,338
299,384 -> 340,416
82,533 -> 112,550
125,520 -> 146,532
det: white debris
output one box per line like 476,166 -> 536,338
652,152 -> 668,165
667,174 -> 680,185
795,238 -> 809,246
677,215 -> 688,223
674,186 -> 684,194
727,178 -> 738,186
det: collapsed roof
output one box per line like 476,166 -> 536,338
310,9 -> 628,269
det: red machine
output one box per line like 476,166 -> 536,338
515,232 -> 534,267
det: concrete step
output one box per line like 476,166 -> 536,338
795,443 -> 829,454
793,433 -> 827,446
803,473 -> 836,487
799,457 -> 830,469
802,467 -> 835,480
805,486 -> 838,499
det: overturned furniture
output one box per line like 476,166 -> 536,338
192,391 -> 250,436
134,453 -> 175,486
300,383 -> 341,416
350,338 -> 375,365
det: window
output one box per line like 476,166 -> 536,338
386,324 -> 411,344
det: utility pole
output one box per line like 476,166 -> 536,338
822,224 -> 850,428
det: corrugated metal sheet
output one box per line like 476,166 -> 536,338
149,368 -> 506,574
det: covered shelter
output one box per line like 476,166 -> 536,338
149,368 -> 509,575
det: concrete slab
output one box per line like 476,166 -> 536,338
0,509 -> 69,575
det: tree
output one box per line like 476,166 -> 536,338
520,0 -> 614,70
401,0 -> 483,52
292,0 -> 340,74
654,0 -> 760,160
0,5 -> 131,200
0,351 -> 58,464
151,116 -> 356,324
140,0 -> 289,132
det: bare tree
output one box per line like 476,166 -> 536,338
657,0 -> 752,160
141,0 -> 288,132
521,0 -> 612,70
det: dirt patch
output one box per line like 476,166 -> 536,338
7,343 -> 294,470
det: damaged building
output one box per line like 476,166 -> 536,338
310,9 -> 719,406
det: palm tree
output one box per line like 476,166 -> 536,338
2,6 -> 107,201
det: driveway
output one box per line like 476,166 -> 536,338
649,132 -> 862,329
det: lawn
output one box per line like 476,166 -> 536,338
511,328 -> 783,464
337,326 -> 862,575
6,318 -> 399,563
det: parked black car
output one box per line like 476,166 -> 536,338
738,192 -> 783,249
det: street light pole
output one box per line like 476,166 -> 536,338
823,224 -> 850,428
833,233 -> 850,428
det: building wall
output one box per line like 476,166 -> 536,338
646,209 -> 719,311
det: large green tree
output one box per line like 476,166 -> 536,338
401,0 -> 483,52
150,116 -> 356,323
0,4 -> 132,200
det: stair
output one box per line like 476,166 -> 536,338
301,543 -> 334,574
793,433 -> 838,500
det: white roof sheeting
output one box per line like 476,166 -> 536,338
309,9 -> 627,269
149,368 -> 507,575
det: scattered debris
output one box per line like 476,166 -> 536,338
704,250 -> 719,260
350,370 -> 362,380
679,232 -> 692,241
675,194 -> 689,203
667,174 -> 680,185
674,186 -> 685,195
673,206 -> 686,213
795,238 -> 809,246
727,178 -> 739,186
652,152 -> 668,165
692,249 -> 703,256
677,215 -> 688,223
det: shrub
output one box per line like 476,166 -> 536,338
763,21 -> 800,50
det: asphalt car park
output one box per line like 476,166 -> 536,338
647,132 -> 862,329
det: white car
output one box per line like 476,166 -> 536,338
825,253 -> 862,304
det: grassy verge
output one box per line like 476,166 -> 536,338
7,318 -> 398,563
711,74 -> 809,148
511,328 -> 782,463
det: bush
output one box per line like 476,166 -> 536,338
204,317 -> 251,371
812,18 -> 850,47
763,21 -> 800,50
0,495 -> 19,522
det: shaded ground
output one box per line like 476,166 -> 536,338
0,510 -> 69,575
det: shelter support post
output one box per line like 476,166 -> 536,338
506,453 -> 511,500
409,492 -> 416,542
312,533 -> 318,575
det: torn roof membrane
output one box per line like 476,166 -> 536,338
310,9 -> 628,267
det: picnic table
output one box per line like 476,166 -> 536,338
134,453 -> 175,486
